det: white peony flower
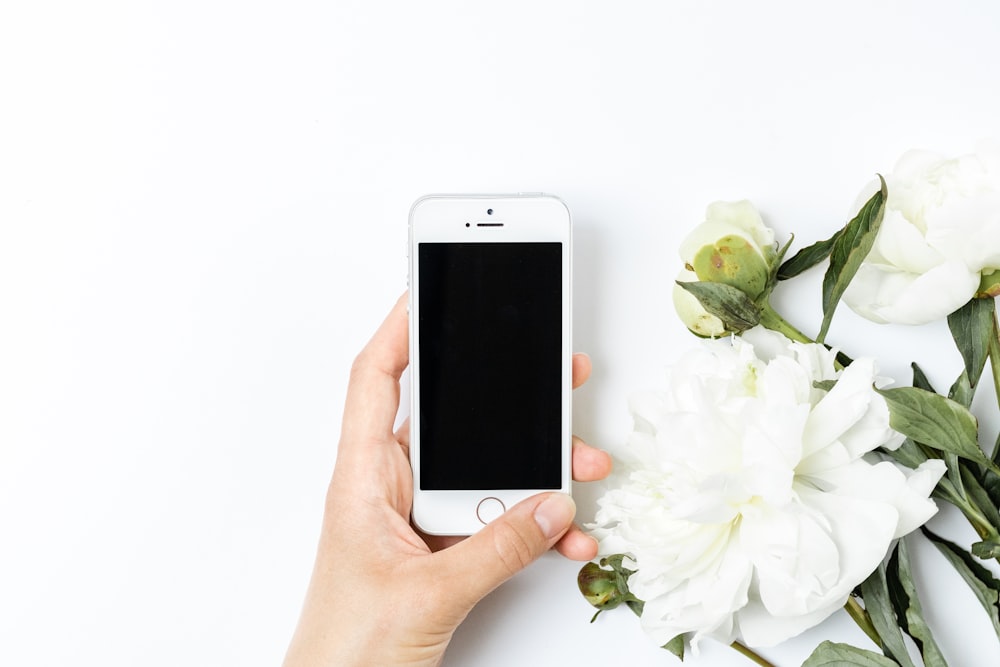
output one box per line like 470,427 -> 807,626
588,327 -> 945,650
843,142 -> 1000,324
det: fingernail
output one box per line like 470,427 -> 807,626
533,493 -> 576,539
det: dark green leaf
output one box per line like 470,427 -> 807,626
835,349 -> 855,369
948,297 -> 994,393
983,463 -> 1000,515
675,280 -> 761,333
876,386 -> 985,465
911,362 -> 937,393
961,465 -> 1000,536
818,176 -> 887,343
987,429 -> 1000,512
923,527 -> 1000,637
766,234 -> 796,292
887,539 -> 947,667
881,438 -> 930,470
777,231 -> 842,280
801,641 -> 899,667
859,562 -> 917,667
662,634 -> 685,660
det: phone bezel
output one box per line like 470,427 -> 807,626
408,194 -> 572,536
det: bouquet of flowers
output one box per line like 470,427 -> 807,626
578,144 -> 1000,666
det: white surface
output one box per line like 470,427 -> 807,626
2,2 -> 1000,666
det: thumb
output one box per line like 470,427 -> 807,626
439,493 -> 577,611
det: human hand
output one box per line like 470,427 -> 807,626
283,294 -> 612,667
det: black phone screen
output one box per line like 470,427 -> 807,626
418,242 -> 562,490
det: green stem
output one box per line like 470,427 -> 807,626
759,302 -> 815,345
730,641 -> 778,667
961,498 -> 996,541
844,596 -> 882,647
934,479 -> 996,540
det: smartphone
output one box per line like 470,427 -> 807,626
408,194 -> 572,535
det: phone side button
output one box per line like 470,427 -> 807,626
475,497 -> 506,525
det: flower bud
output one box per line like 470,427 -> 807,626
673,202 -> 778,337
577,561 -> 622,609
679,201 -> 778,301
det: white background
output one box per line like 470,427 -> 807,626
2,1 -> 1000,665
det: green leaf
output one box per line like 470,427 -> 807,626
992,428 -> 1000,466
948,297 -> 994,393
887,539 -> 948,667
983,462 -> 1000,517
662,634 -> 685,660
948,371 -> 974,409
813,379 -> 837,392
923,527 -> 1000,637
943,452 -> 966,506
911,362 -> 937,393
675,280 -> 761,333
972,540 -> 1000,559
777,230 -> 842,280
859,562 -> 918,667
881,437 -> 930,470
991,312 -> 1000,464
764,234 -> 796,294
961,465 -> 1000,536
818,176 -> 887,343
986,430 -> 1000,512
876,386 -> 985,465
905,365 -> 971,495
801,641 -> 899,667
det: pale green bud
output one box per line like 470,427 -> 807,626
679,201 -> 778,301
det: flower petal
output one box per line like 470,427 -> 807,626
924,192 -> 1000,272
843,260 -> 979,325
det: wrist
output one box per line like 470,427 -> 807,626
284,597 -> 453,667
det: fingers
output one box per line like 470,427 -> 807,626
340,293 -> 409,445
564,433 -> 609,561
435,493 -> 576,611
571,436 -> 612,482
553,525 -> 599,561
572,353 -> 592,389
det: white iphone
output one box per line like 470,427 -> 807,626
408,194 -> 572,535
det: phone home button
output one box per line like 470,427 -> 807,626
475,497 -> 506,525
